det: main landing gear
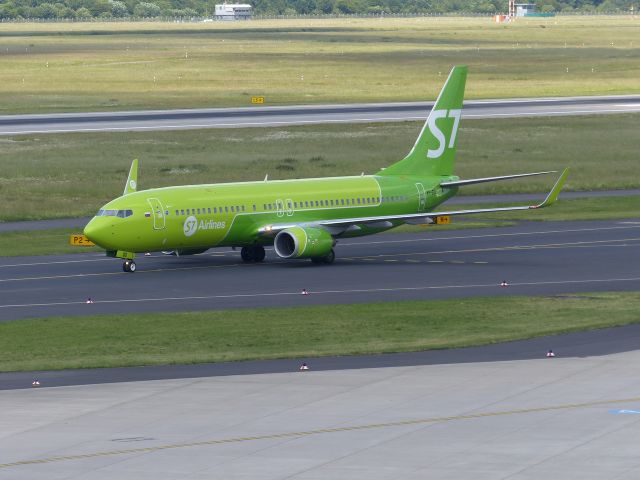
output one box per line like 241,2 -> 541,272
123,259 -> 136,272
311,248 -> 335,265
240,245 -> 266,263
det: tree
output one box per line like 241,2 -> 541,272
109,0 -> 129,16
74,6 -> 91,17
133,1 -> 161,16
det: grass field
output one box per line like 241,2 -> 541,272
0,113 -> 637,221
1,291 -> 638,372
0,17 -> 638,113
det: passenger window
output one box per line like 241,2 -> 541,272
305,201 -> 309,208
208,208 -> 211,214
253,204 -> 256,211
294,202 -> 298,208
341,199 -> 345,205
231,206 -> 235,212
315,201 -> 319,207
225,206 -> 229,213
330,199 -> 334,206
357,198 -> 361,204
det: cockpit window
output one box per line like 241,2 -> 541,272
96,209 -> 133,218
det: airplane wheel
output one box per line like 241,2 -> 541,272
241,246 -> 265,263
129,260 -> 136,272
123,260 -> 136,272
311,249 -> 335,265
251,246 -> 266,263
323,249 -> 335,264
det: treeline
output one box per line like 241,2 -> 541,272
0,0 -> 636,20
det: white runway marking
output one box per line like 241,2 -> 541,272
0,257 -> 112,269
341,225 -> 640,247
0,237 -> 637,283
1,277 -> 639,310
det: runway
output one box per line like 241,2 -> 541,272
1,218 -> 639,322
1,95 -> 639,135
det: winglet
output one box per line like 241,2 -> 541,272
123,159 -> 138,196
532,168 -> 569,209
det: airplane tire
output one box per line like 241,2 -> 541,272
123,260 -> 136,272
311,249 -> 335,265
241,246 -> 265,263
323,249 -> 335,264
251,246 -> 266,262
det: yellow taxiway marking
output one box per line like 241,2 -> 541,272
2,395 -> 640,469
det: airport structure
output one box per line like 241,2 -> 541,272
214,3 -> 252,20
512,2 -> 537,16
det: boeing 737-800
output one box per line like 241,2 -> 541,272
84,66 -> 569,272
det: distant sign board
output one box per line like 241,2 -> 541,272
251,96 -> 265,104
69,234 -> 95,246
435,215 -> 451,225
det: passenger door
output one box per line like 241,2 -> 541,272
147,198 -> 166,230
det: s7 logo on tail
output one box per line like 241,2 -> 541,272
427,109 -> 462,159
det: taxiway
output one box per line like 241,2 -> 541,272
1,218 -> 639,322
1,95 -> 639,135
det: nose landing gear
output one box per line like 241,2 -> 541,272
123,259 -> 137,272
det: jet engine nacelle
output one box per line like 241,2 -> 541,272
274,226 -> 334,259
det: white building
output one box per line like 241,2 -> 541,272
215,4 -> 252,20
514,3 -> 536,16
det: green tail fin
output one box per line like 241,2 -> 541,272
379,66 -> 467,177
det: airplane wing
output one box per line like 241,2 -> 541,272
258,168 -> 569,236
440,171 -> 556,187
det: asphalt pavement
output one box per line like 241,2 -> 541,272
1,218 -> 638,322
1,95 -> 639,135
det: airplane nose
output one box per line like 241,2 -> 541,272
84,218 -> 105,247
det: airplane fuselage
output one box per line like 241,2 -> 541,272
84,174 -> 458,254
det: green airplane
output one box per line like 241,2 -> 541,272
84,66 -> 569,272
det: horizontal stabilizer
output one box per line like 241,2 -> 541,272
440,171 -> 556,188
